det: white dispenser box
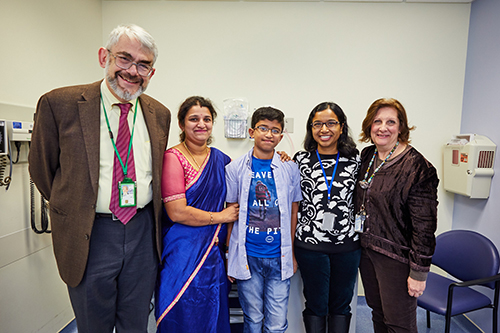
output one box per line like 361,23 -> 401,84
443,134 -> 496,199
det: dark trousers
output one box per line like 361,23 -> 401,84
359,248 -> 418,333
68,204 -> 158,333
295,246 -> 361,317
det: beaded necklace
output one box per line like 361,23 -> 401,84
359,141 -> 399,189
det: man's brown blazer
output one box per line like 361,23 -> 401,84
29,80 -> 170,288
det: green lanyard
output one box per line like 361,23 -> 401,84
100,93 -> 138,178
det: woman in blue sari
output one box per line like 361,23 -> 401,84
156,96 -> 239,333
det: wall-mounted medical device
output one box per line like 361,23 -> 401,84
7,120 -> 33,141
443,134 -> 496,199
0,119 -> 12,187
0,120 -> 7,155
0,120 -> 33,188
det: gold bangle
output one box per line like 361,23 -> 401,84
209,212 -> 214,225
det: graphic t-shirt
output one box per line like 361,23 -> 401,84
246,156 -> 281,258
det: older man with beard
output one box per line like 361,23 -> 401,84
28,24 -> 171,333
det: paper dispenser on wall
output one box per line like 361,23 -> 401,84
443,134 -> 496,199
223,98 -> 248,139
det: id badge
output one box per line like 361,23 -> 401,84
322,212 -> 335,231
355,210 -> 366,233
119,178 -> 137,208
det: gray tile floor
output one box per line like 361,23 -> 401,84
61,296 -> 483,332
356,296 -> 483,333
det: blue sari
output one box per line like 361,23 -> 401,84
156,148 -> 231,333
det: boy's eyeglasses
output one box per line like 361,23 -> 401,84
254,126 -> 282,135
311,120 -> 340,129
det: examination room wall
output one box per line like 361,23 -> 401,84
452,0 -> 500,331
0,1 -> 102,332
1,0 -> 472,332
102,0 -> 471,236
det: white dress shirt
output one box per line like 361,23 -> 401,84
95,80 -> 153,213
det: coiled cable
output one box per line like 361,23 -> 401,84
0,155 -> 11,187
30,178 -> 51,234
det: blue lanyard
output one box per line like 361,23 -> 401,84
316,150 -> 340,201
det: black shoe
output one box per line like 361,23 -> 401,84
328,313 -> 352,333
303,314 -> 327,333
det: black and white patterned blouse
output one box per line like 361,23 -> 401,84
293,150 -> 361,254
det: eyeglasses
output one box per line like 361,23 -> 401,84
108,50 -> 153,77
311,120 -> 340,129
254,126 -> 282,135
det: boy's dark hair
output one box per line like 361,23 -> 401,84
251,106 -> 285,130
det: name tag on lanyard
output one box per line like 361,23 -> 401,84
119,177 -> 137,207
323,212 -> 335,231
355,209 -> 366,233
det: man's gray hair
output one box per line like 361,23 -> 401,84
106,24 -> 158,64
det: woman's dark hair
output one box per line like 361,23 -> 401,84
178,96 -> 217,145
303,102 -> 358,158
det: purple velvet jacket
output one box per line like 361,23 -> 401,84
354,145 -> 439,280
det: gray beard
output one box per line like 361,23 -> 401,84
105,61 -> 146,101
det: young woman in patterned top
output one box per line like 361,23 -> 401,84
293,102 -> 360,333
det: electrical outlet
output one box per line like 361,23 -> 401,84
284,118 -> 294,133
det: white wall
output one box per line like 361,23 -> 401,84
0,1 -> 102,332
102,1 -> 470,332
103,0 -> 470,236
453,0 -> 500,331
0,0 -> 473,331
